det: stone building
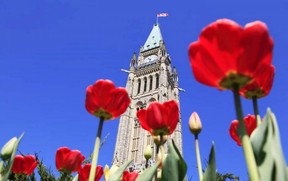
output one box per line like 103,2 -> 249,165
113,23 -> 183,171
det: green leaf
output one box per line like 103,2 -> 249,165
136,162 -> 160,181
162,140 -> 187,181
2,133 -> 24,181
108,159 -> 132,181
251,108 -> 288,180
203,143 -> 216,181
0,161 -> 3,174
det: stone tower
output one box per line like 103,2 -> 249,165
113,23 -> 182,171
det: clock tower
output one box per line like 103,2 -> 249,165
113,23 -> 183,171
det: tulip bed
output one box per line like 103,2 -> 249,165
1,19 -> 288,181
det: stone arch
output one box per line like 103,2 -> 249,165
148,97 -> 156,103
135,101 -> 144,111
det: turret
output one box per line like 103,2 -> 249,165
130,52 -> 137,70
172,66 -> 179,87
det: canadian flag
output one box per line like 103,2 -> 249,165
157,13 -> 168,17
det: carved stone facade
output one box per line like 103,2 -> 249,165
113,24 -> 183,171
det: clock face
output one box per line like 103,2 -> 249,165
144,55 -> 157,64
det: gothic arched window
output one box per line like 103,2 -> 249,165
156,74 -> 159,89
132,118 -> 141,162
144,77 -> 147,92
137,79 -> 141,94
149,76 -> 153,90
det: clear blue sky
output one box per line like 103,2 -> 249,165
1,1 -> 288,180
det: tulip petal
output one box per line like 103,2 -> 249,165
92,80 -> 115,109
85,86 -> 100,114
122,170 -> 139,181
56,147 -> 71,171
137,109 -> 150,132
79,164 -> 103,181
12,155 -> 37,175
239,21 -> 274,73
12,155 -> 25,174
105,88 -> 131,119
24,155 -> 37,175
244,115 -> 257,136
189,42 -> 225,88
229,115 -> 257,146
147,102 -> 164,131
229,120 -> 242,146
163,101 -> 179,134
137,100 -> 179,136
240,64 -> 275,99
199,19 -> 243,72
64,150 -> 85,173
79,164 -> 90,181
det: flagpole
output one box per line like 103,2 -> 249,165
156,13 -> 168,25
156,15 -> 158,25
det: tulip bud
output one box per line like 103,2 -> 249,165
1,137 -> 17,161
153,135 -> 168,146
104,164 -> 119,181
189,112 -> 202,136
157,169 -> 162,181
104,165 -> 110,181
144,145 -> 152,160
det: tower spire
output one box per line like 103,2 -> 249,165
143,24 -> 163,51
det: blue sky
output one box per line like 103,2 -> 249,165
1,1 -> 288,180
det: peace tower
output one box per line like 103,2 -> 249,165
113,23 -> 183,171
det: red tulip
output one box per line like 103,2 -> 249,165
55,147 -> 85,173
137,100 -> 179,136
229,114 -> 257,146
240,64 -> 275,99
12,155 -> 38,175
122,170 -> 139,181
78,164 -> 103,181
85,79 -> 131,120
188,19 -> 273,90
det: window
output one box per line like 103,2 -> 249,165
131,119 -> 141,162
149,76 -> 153,90
147,134 -> 151,145
136,102 -> 144,112
137,79 -> 141,94
156,74 -> 159,89
144,77 -> 147,92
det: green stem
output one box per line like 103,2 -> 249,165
89,117 -> 104,181
154,144 -> 159,181
158,144 -> 165,181
58,172 -> 68,181
233,84 -> 259,181
252,96 -> 261,126
156,145 -> 160,155
154,134 -> 164,181
195,134 -> 203,181
145,159 -> 149,168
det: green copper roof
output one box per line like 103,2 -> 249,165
143,24 -> 163,51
